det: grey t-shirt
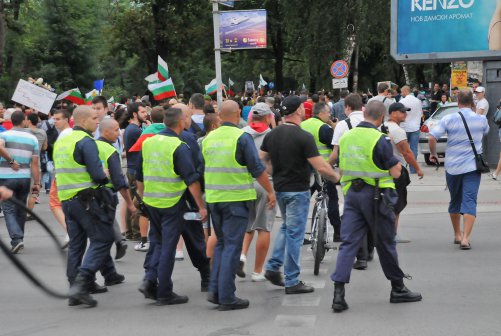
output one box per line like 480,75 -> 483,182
30,128 -> 47,151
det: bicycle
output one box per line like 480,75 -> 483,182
309,174 -> 335,275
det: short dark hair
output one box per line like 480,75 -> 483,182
189,93 -> 205,110
150,106 -> 165,123
92,96 -> 108,108
164,107 -> 183,128
457,90 -> 473,106
313,102 -> 329,117
203,104 -> 215,114
11,110 -> 25,126
203,113 -> 219,132
27,113 -> 39,126
377,83 -> 389,93
365,100 -> 385,121
256,96 -> 266,103
312,94 -> 320,103
54,109 -> 70,121
344,93 -> 363,111
127,102 -> 145,120
340,89 -> 349,99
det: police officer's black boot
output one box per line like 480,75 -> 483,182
390,279 -> 422,303
332,282 -> 348,313
69,275 -> 98,307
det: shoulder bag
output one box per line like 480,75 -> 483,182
458,112 -> 490,174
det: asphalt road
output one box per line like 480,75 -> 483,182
1,163 -> 501,336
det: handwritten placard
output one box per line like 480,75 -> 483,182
11,79 -> 57,114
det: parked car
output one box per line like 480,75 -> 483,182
418,103 -> 458,165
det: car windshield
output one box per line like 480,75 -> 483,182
432,106 -> 458,120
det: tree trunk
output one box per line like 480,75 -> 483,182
0,1 -> 5,75
273,25 -> 284,91
151,0 -> 170,69
352,42 -> 359,93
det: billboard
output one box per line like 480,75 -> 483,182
220,10 -> 267,49
391,0 -> 501,63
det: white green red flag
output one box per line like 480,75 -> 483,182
85,89 -> 99,104
205,79 -> 228,95
157,56 -> 169,81
56,89 -> 85,105
148,78 -> 176,101
145,73 -> 161,83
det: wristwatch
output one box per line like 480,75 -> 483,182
8,159 -> 15,165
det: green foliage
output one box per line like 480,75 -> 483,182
0,0 -> 451,104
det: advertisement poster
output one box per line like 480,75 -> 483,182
11,79 -> 57,114
392,0 -> 501,61
220,10 -> 267,49
451,62 -> 468,89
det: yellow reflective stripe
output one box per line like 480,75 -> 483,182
57,182 -> 96,190
205,183 -> 254,190
144,176 -> 183,183
205,167 -> 248,173
56,167 -> 88,173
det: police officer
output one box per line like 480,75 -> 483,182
300,102 -> 341,241
202,100 -> 275,311
331,101 -> 422,313
54,106 -> 124,307
136,107 -> 207,306
96,118 -> 137,260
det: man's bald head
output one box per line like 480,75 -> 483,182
99,117 -> 119,133
73,106 -> 93,126
172,103 -> 192,129
99,117 -> 120,142
220,100 -> 240,123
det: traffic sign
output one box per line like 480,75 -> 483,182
330,60 -> 349,79
220,1 -> 234,7
268,82 -> 275,89
332,78 -> 348,89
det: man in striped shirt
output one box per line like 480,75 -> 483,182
428,90 -> 489,250
0,110 -> 40,253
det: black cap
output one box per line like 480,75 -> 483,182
388,102 -> 411,113
280,95 -> 302,115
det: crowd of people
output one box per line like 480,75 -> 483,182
0,79 -> 494,312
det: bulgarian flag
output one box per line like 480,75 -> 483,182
205,78 -> 227,95
148,78 -> 176,101
128,123 -> 166,152
56,89 -> 85,105
85,89 -> 99,105
145,72 -> 161,83
157,56 -> 169,81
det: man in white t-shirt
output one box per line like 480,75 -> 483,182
399,85 -> 423,173
367,83 -> 394,120
386,103 -> 424,243
328,93 -> 365,165
474,86 -> 489,116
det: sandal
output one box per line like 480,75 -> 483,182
460,243 -> 471,250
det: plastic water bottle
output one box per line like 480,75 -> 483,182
183,212 -> 202,221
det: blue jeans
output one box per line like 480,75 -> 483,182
266,191 -> 310,287
445,171 -> 481,216
406,131 -> 420,173
0,178 -> 31,247
208,201 -> 249,304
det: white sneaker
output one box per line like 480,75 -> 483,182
134,241 -> 150,252
251,272 -> 266,282
491,173 -> 497,180
175,250 -> 184,261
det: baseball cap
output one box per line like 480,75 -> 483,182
251,102 -> 273,117
389,102 -> 411,113
474,86 -> 485,93
279,95 -> 302,115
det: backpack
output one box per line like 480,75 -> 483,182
492,108 -> 501,127
45,121 -> 59,161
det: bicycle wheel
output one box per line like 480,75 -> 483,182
310,204 -> 318,259
314,208 -> 327,275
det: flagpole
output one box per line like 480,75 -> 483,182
212,1 -> 223,111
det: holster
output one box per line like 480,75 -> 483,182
351,179 -> 365,192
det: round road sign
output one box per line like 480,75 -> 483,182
330,60 -> 349,79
